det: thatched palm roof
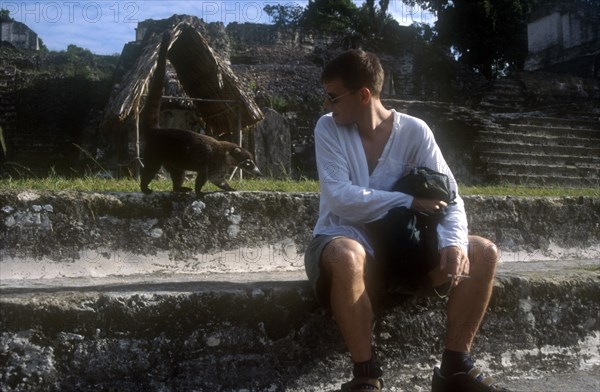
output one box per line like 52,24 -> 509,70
103,19 -> 263,134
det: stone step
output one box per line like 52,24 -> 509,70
486,89 -> 524,98
478,79 -> 526,107
507,123 -> 600,139
0,261 -> 598,391
481,92 -> 526,101
484,87 -> 524,97
475,139 -> 600,156
566,110 -> 600,119
485,172 -> 599,187
493,78 -> 523,86
485,82 -> 525,92
489,79 -> 523,90
491,80 -> 523,87
481,97 -> 527,106
481,151 -> 600,167
477,101 -> 528,112
519,116 -> 600,129
484,161 -> 600,179
477,130 -> 600,148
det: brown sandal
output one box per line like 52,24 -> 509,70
340,377 -> 383,391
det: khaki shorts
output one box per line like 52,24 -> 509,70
304,235 -> 344,308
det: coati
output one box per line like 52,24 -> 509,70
140,32 -> 262,197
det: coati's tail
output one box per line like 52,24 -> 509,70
143,31 -> 171,131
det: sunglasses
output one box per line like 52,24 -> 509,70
324,89 -> 356,105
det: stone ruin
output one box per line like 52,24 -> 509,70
0,11 -> 598,185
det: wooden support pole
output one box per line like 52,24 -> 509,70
237,104 -> 243,180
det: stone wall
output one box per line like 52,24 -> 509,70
527,10 -> 596,54
0,20 -> 39,51
525,6 -> 600,76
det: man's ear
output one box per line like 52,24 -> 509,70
359,87 -> 372,104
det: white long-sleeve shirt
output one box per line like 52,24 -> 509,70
313,110 -> 469,256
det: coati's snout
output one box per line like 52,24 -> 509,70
239,159 -> 263,177
231,147 -> 262,177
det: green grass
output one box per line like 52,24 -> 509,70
459,185 -> 599,197
0,177 -> 321,193
0,177 -> 144,192
0,177 -> 598,197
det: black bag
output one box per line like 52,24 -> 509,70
392,166 -> 455,206
366,167 -> 455,291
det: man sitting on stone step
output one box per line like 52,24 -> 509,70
304,49 -> 511,392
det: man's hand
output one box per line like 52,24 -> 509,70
411,197 -> 447,214
440,245 -> 469,286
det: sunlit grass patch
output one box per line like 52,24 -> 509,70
459,185 -> 599,197
0,176 -> 321,193
0,177 -> 597,197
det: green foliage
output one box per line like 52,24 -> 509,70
294,0 -> 600,80
361,0 -> 392,37
353,0 -> 600,78
413,0 -> 531,79
42,45 -> 118,80
294,0 -> 421,55
247,79 -> 258,91
37,38 -> 49,53
267,95 -> 291,112
300,0 -> 360,33
263,4 -> 304,26
411,22 -> 436,42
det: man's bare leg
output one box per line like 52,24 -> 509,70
321,237 -> 373,363
429,235 -> 499,353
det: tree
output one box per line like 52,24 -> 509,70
406,0 -> 538,79
263,4 -> 304,27
364,0 -> 391,36
300,0 -> 360,34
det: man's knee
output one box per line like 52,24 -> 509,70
321,238 -> 367,278
469,236 -> 499,273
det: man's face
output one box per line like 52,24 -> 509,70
323,79 -> 360,126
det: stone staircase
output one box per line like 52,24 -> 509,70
0,191 -> 598,391
471,72 -> 600,187
476,78 -> 527,112
475,114 -> 600,187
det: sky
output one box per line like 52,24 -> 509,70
1,1 -> 435,55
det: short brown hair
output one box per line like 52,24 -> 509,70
321,50 -> 384,97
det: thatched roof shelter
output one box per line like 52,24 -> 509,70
103,18 -> 263,135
